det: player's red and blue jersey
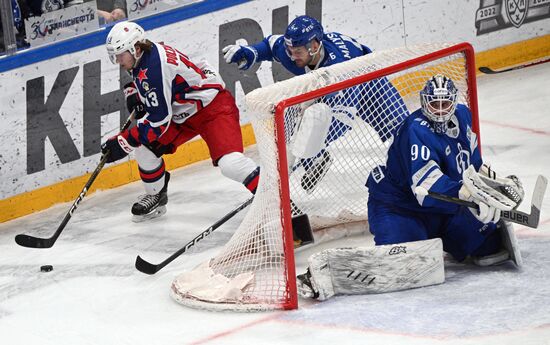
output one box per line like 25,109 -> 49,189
129,42 -> 224,144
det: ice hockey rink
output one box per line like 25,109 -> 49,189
1,62 -> 549,345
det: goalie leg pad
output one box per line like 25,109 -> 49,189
297,238 -> 445,301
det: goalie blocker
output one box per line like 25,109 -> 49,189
297,238 -> 445,301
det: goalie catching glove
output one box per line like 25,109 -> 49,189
459,164 -> 524,223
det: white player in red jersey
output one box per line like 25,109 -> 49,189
102,21 -> 259,221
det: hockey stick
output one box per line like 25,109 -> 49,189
478,57 -> 550,74
14,111 -> 135,249
135,196 -> 254,274
414,175 -> 547,228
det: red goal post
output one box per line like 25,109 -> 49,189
170,42 -> 479,311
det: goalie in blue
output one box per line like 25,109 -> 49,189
223,15 -> 408,193
366,75 -> 524,266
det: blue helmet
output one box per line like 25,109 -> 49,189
284,15 -> 323,47
420,74 -> 458,134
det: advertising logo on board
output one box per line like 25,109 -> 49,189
475,0 -> 550,35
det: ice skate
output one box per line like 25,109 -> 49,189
301,150 -> 332,194
132,172 -> 170,222
473,220 -> 522,267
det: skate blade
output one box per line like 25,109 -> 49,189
132,206 -> 167,223
302,154 -> 333,194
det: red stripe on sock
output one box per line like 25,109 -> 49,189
139,161 -> 166,181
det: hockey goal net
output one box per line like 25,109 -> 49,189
171,42 -> 479,311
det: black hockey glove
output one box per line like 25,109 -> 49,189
124,82 -> 147,119
101,133 -> 134,163
146,141 -> 176,158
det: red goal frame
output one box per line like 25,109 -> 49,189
273,42 -> 479,310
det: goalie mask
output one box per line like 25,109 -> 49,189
284,15 -> 324,62
420,74 -> 458,134
106,21 -> 146,64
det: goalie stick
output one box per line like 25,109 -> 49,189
14,111 -> 135,249
414,175 -> 547,229
135,196 -> 254,274
479,57 -> 550,74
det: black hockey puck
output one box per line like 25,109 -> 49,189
40,265 -> 53,272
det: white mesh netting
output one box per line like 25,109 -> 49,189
171,42 -> 477,311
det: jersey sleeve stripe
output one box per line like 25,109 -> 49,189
411,160 -> 439,188
186,84 -> 224,92
174,97 -> 204,111
267,35 -> 283,50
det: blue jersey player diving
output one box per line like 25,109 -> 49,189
101,22 -> 259,222
367,74 -> 525,267
223,15 -> 408,194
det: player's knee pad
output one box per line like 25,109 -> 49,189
218,152 -> 258,184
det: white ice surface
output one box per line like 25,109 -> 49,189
1,63 -> 550,345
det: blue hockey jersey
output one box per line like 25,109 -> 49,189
253,32 -> 408,142
253,32 -> 371,74
366,104 -> 482,214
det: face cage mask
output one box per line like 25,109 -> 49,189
421,93 -> 458,134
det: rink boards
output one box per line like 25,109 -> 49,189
1,0 -> 550,222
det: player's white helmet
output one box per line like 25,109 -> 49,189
106,21 -> 145,64
420,74 -> 458,134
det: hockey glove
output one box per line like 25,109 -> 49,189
146,141 -> 176,158
222,44 -> 258,70
101,132 -> 136,163
124,82 -> 147,119
459,165 -> 523,223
